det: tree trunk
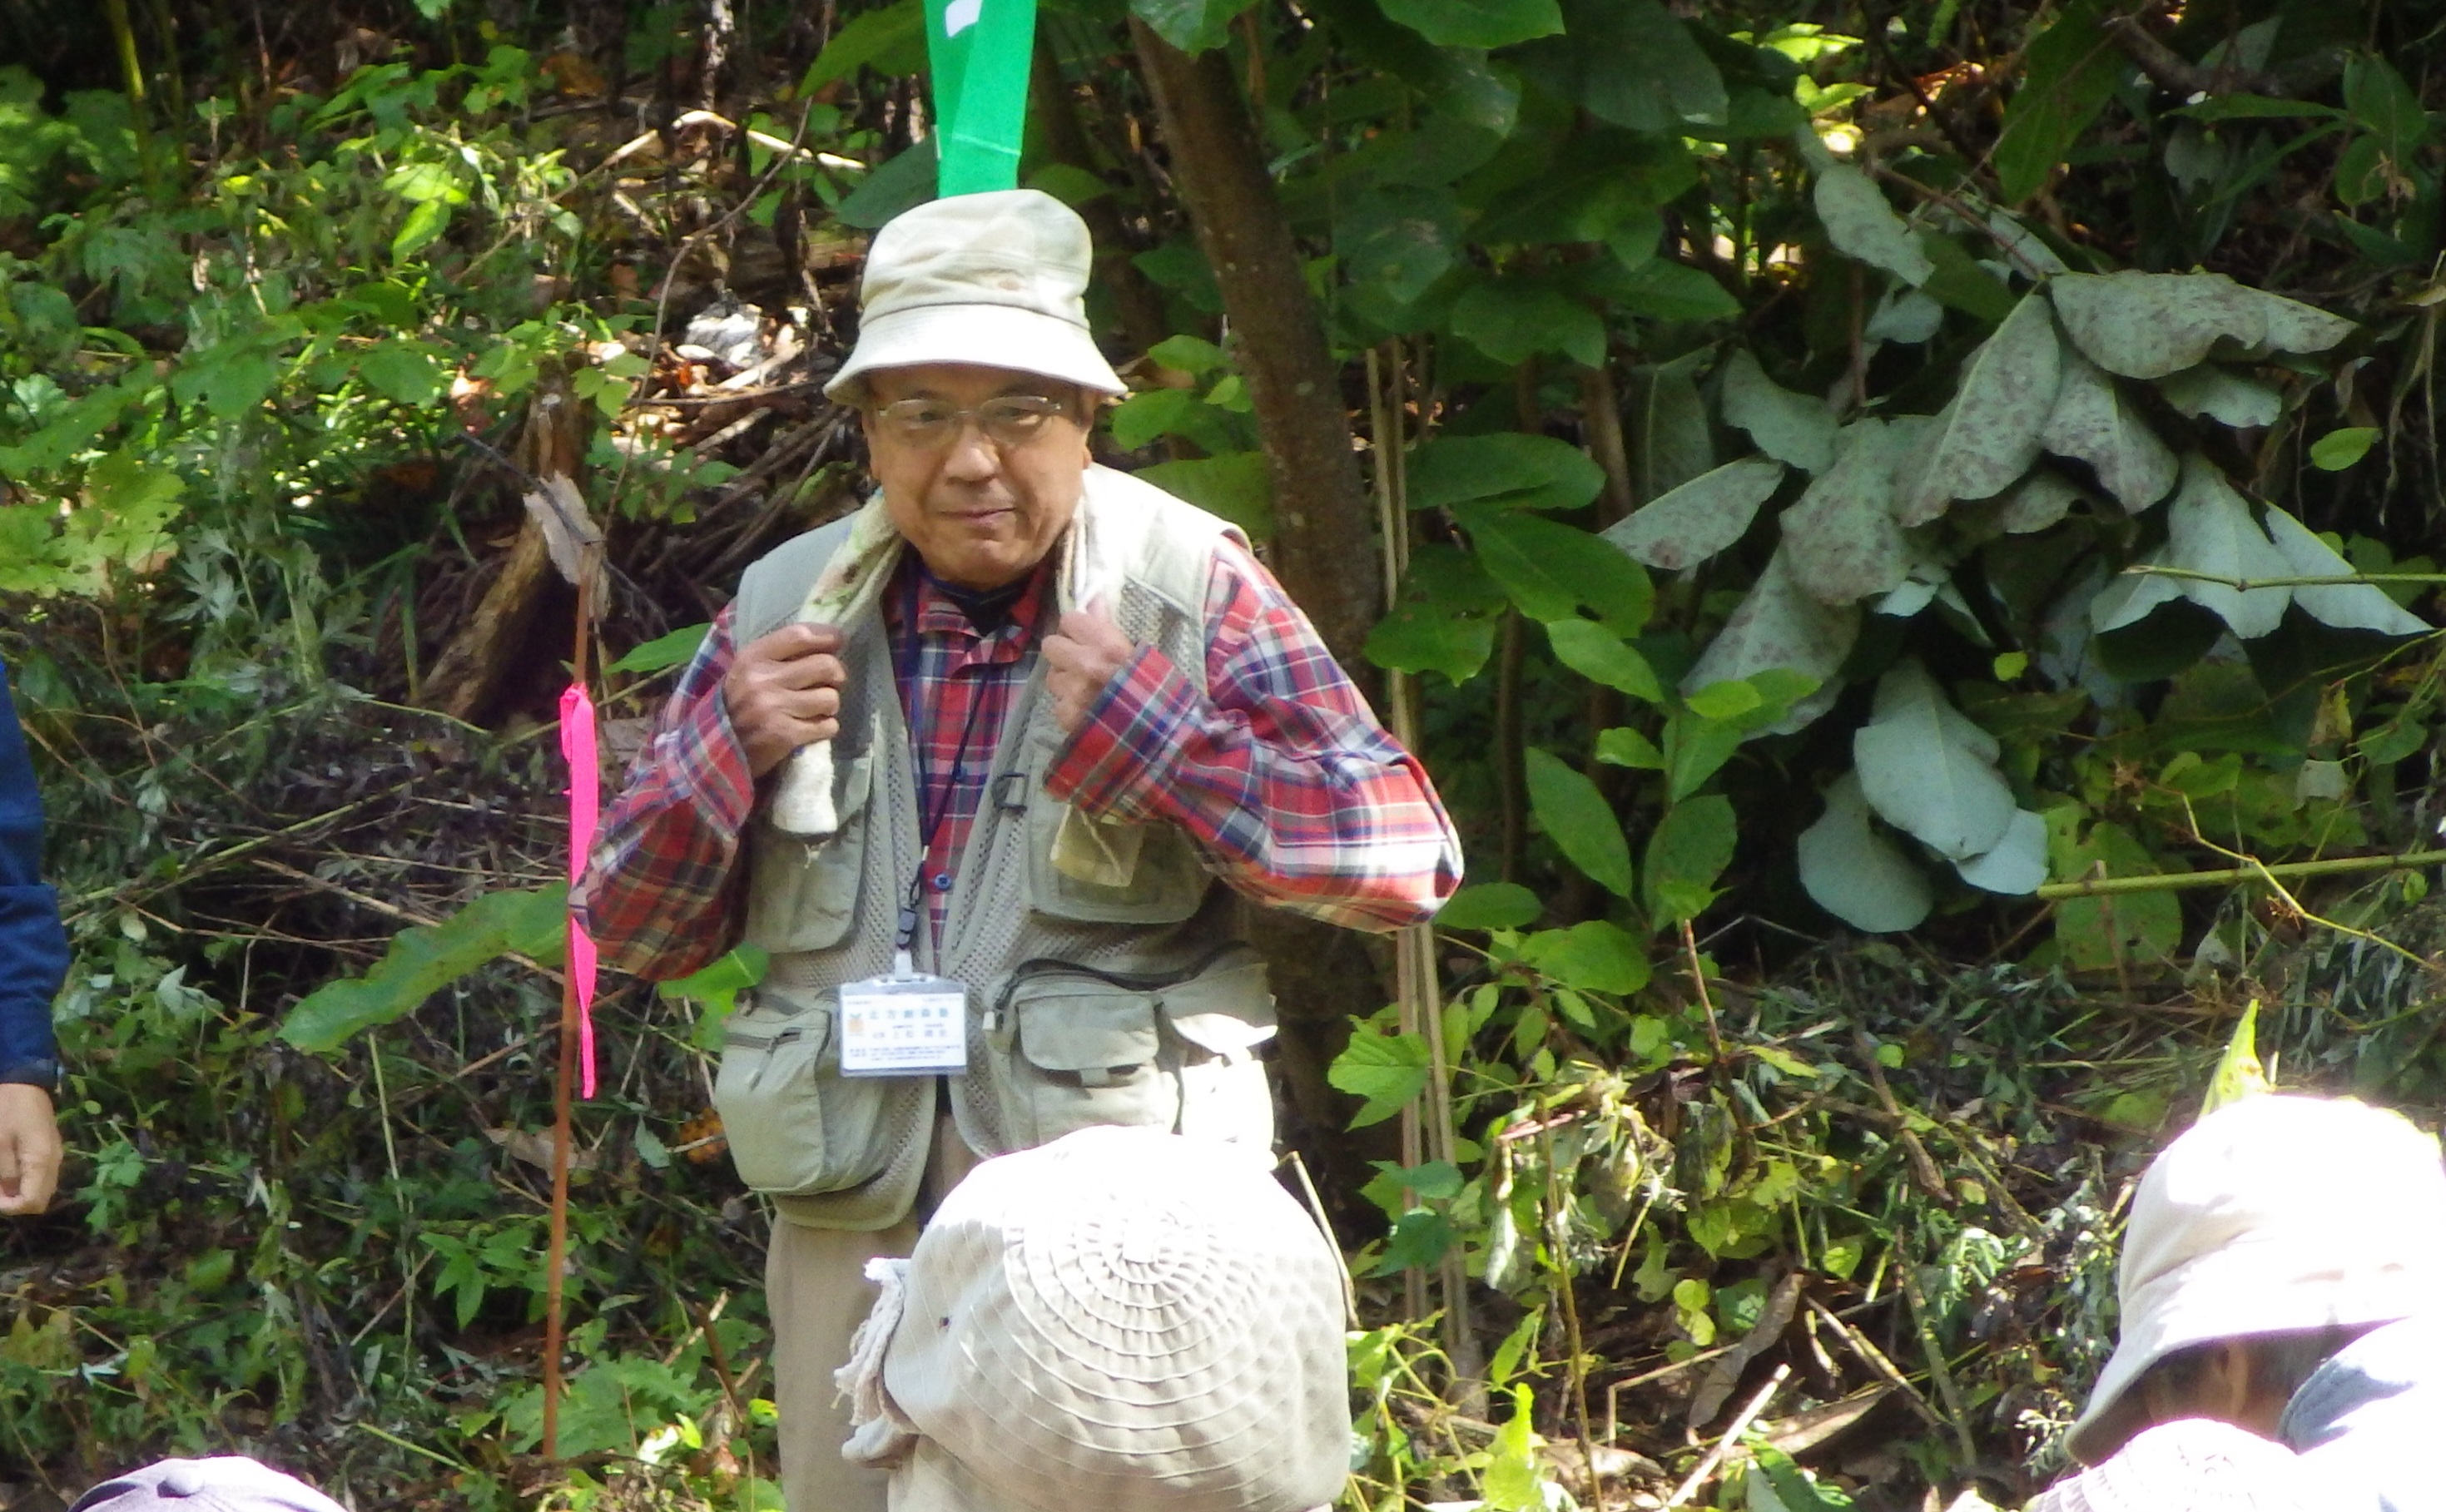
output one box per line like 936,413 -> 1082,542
1127,20 -> 1379,667
1129,22 -> 1396,1185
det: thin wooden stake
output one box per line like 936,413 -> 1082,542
540,550 -> 599,1463
1663,1364 -> 1789,1510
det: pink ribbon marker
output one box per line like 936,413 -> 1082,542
560,682 -> 602,1098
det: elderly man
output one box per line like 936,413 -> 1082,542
577,188 -> 1461,1512
0,654 -> 65,1217
2040,1093 -> 2446,1512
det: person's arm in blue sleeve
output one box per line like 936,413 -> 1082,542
0,657 -> 64,1213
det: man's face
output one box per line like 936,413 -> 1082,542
861,363 -> 1092,590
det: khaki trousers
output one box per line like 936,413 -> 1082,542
768,1111 -> 977,1512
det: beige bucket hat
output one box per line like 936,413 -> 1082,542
826,188 -> 1129,401
2032,1419 -> 2318,1512
2065,1094 -> 2446,1465
877,1124 -> 1351,1512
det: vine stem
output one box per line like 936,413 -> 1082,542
2032,848 -> 2446,898
2120,564 -> 2446,590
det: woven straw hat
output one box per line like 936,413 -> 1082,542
2032,1419 -> 2318,1512
881,1125 -> 1351,1512
2066,1094 -> 2446,1464
826,189 -> 1127,402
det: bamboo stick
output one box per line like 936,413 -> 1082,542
2032,848 -> 2446,899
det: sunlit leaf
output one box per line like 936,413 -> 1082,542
1645,794 -> 1736,924
1902,292 -> 2062,524
1853,659 -> 2014,860
2042,349 -> 2179,512
1525,746 -> 1632,897
1327,1026 -> 1431,1128
1797,771 -> 1932,933
1434,882 -> 1542,931
1605,455 -> 1784,572
281,886 -> 569,1053
1720,350 -> 1835,473
1813,161 -> 1932,285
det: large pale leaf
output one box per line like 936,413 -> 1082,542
1952,807 -> 2047,895
1779,420 -> 1909,605
2155,456 -> 2295,639
1605,456 -> 1785,571
1525,747 -> 1632,897
1797,771 -> 1932,933
1682,548 -> 1858,733
1991,470 -> 2085,535
2156,364 -> 2282,429
1853,660 -> 2014,860
1813,162 -> 1933,286
1626,351 -> 1714,501
281,886 -> 569,1053
2042,349 -> 2179,511
2260,507 -> 2430,636
2050,272 -> 2354,380
1902,293 -> 2062,524
1719,350 -> 1836,472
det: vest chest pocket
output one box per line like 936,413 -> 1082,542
712,988 -> 899,1197
994,949 -> 1277,1150
742,747 -> 873,954
1025,801 -> 1210,925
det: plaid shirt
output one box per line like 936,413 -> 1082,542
576,534 -> 1461,981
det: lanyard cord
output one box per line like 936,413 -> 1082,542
893,629 -> 1004,962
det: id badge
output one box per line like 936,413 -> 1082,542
837,965 -> 969,1078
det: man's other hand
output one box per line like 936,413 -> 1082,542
0,1083 -> 59,1215
1044,600 -> 1134,733
724,624 -> 848,779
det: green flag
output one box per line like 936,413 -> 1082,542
924,0 -> 1039,196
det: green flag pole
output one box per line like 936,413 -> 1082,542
923,0 -> 1039,196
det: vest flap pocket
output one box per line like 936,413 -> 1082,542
713,988 -> 899,1197
1012,981 -> 1161,1074
742,746 -> 875,955
1158,953 -> 1277,1058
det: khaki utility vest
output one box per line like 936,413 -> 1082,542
711,467 -> 1278,1230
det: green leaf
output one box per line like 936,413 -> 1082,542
1377,0 -> 1561,50
1367,543 -> 1507,684
1132,0 -> 1263,52
1462,506 -> 1654,632
1514,0 -> 1725,132
1902,292 -> 2062,525
1992,0 -> 2122,203
1813,161 -> 1932,285
2096,456 -> 2292,639
2310,426 -> 2380,471
2055,822 -> 2185,970
2042,349 -> 2179,512
2202,999 -> 2272,1113
1525,747 -> 1632,897
658,945 -> 769,1049
1520,920 -> 1651,994
1407,432 -> 1606,513
1796,772 -> 1932,933
1604,258 -> 1742,322
1481,1386 -> 1547,1511
1337,184 -> 1461,305
1852,659 -> 2015,861
1371,1208 -> 1461,1274
280,886 -> 569,1053
382,160 -> 467,205
605,622 -> 712,677
1451,278 -> 1605,368
1545,619 -> 1663,701
836,137 -> 940,230
1138,453 -> 1273,537
801,0 -> 925,87
1719,351 -> 1835,473
1605,456 -> 1784,573
1595,726 -> 1665,770
1662,711 -> 1744,801
1779,419 -> 1913,604
1435,882 -> 1542,931
2344,54 -> 2429,156
1327,1027 -> 1431,1128
390,197 -> 453,262
1645,794 -> 1736,925
1109,388 -> 1242,454
358,340 -> 445,406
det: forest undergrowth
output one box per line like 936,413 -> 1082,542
9,0 -> 2446,1509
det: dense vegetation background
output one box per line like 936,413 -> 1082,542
6,0 -> 2446,1507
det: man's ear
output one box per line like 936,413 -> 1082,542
2208,1338 -> 2260,1420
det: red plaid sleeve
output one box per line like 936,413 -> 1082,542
573,607 -> 757,979
1046,539 -> 1462,931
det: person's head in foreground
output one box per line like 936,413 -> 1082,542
824,187 -> 1124,592
68,1458 -> 347,1512
837,1125 -> 1351,1512
2063,1093 -> 2446,1469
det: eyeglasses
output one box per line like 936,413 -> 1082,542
871,394 -> 1074,449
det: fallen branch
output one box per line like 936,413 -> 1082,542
1663,1364 -> 1788,1510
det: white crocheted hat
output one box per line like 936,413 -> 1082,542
880,1125 -> 1351,1512
2066,1095 -> 2446,1464
827,189 -> 1128,401
2032,1419 -> 2319,1512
